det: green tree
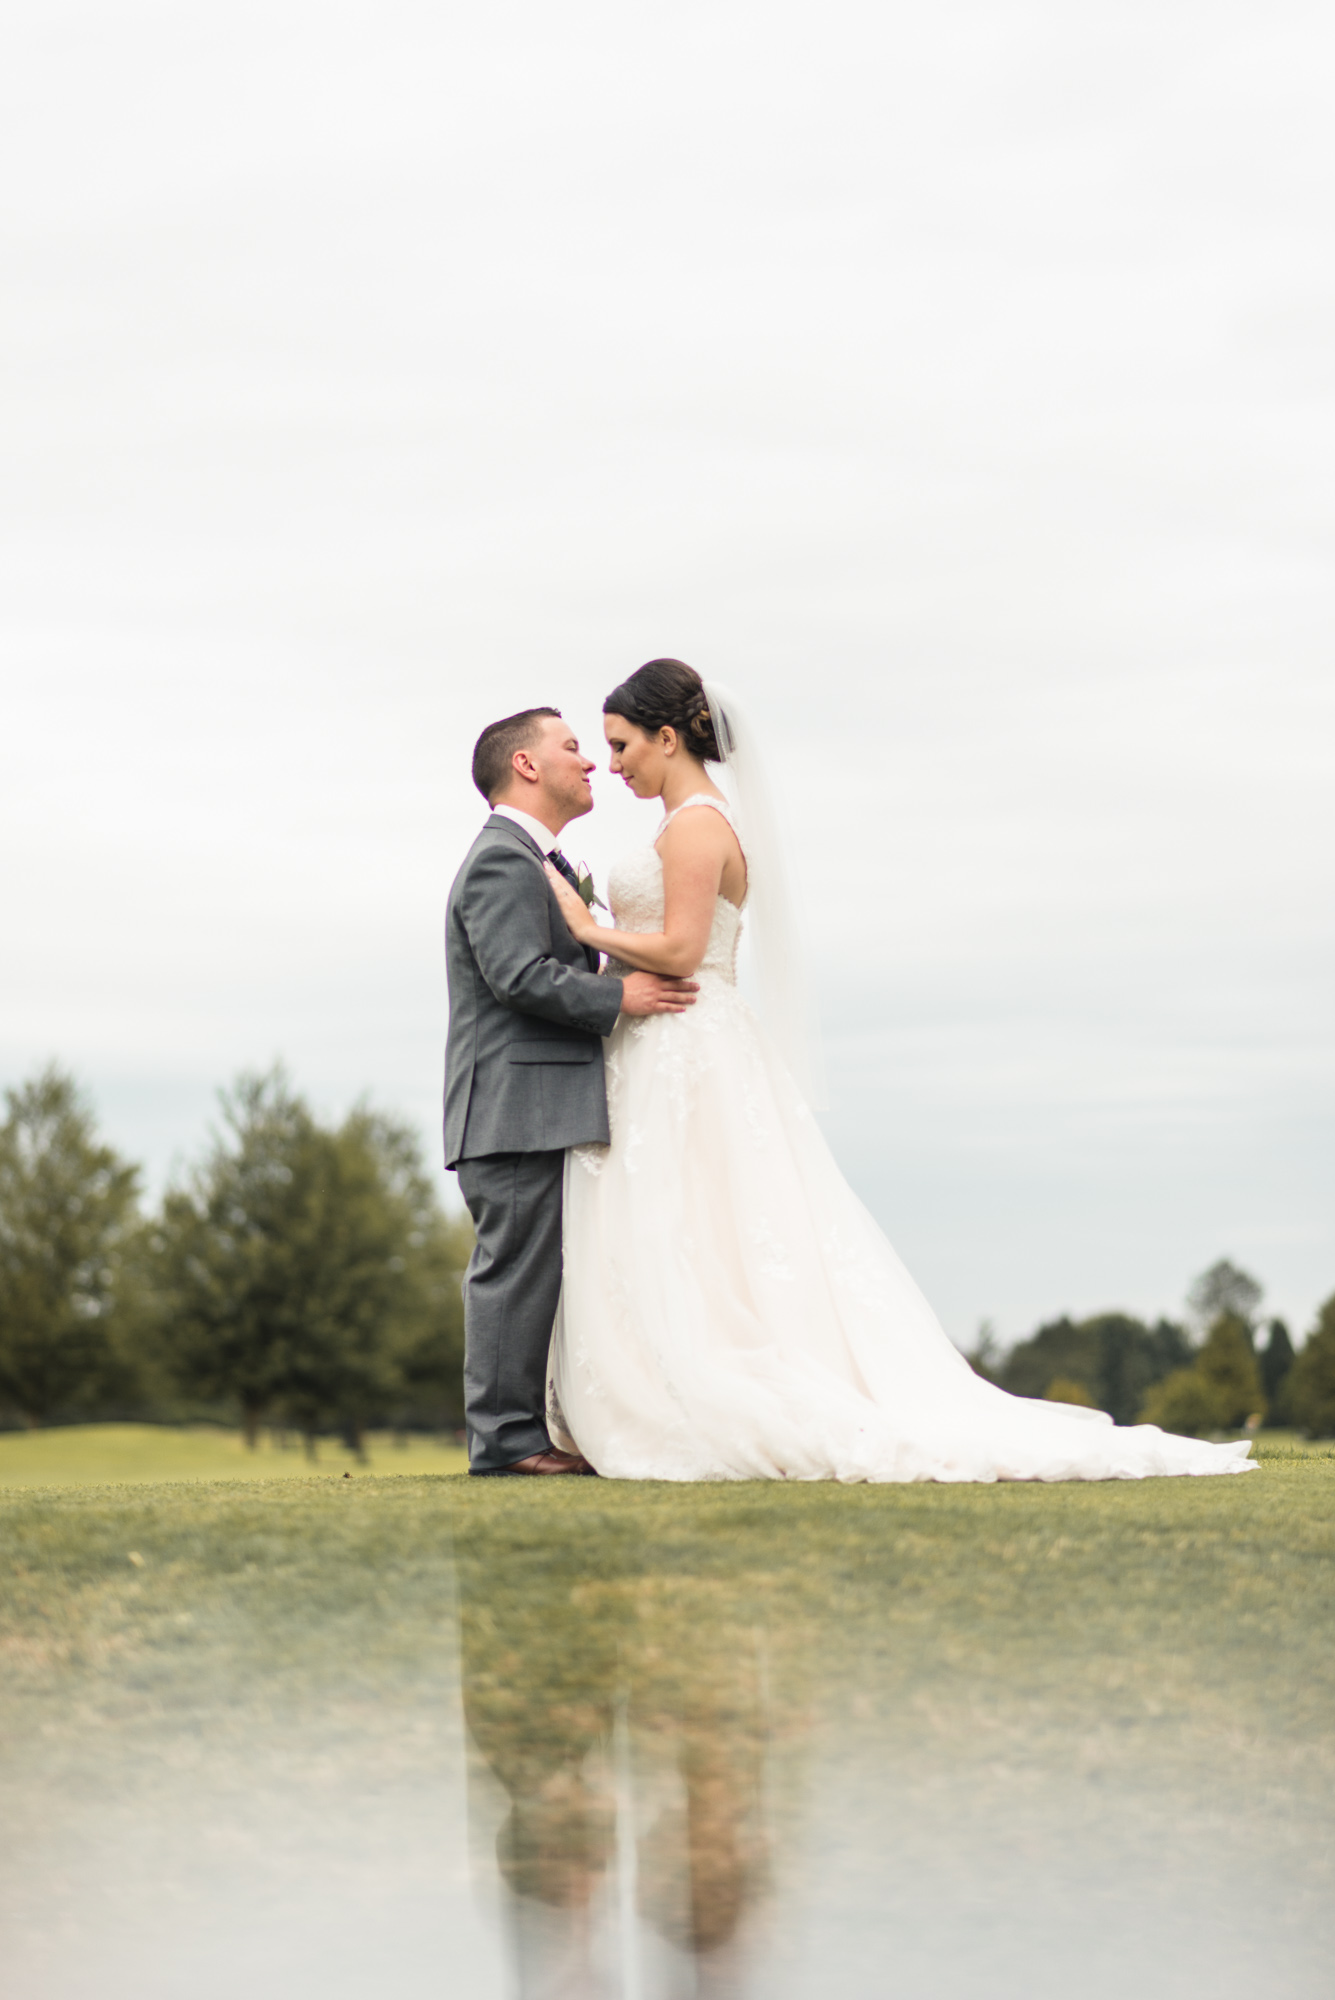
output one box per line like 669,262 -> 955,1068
153,1071 -> 467,1454
1287,1296 -> 1335,1439
1088,1314 -> 1193,1426
1137,1368 -> 1223,1440
1258,1318 -> 1296,1426
1139,1311 -> 1266,1437
998,1313 -> 1190,1425
333,1106 -> 469,1437
998,1317 -> 1100,1402
1194,1312 -> 1266,1427
1186,1258 -> 1263,1336
393,1204 -> 471,1431
1043,1377 -> 1098,1408
0,1066 -> 141,1425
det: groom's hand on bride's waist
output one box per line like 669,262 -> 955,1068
619,972 -> 699,1016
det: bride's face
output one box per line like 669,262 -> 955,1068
604,713 -> 672,798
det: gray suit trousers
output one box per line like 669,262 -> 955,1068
456,1150 -> 565,1473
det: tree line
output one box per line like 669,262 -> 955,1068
969,1258 -> 1335,1438
0,1065 -> 470,1454
3,1064 -> 1334,1448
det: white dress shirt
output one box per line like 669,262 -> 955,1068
491,802 -> 563,857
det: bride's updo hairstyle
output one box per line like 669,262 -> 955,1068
602,658 -> 722,763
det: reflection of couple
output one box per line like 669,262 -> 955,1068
444,658 -> 1253,1483
456,1513 -> 773,1994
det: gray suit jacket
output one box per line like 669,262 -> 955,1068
443,815 -> 624,1168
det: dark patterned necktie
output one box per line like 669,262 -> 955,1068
548,849 -> 581,892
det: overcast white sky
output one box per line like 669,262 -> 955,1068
3,0 -> 1332,1347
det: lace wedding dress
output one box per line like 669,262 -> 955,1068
549,797 -> 1254,1483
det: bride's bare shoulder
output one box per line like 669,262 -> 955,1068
655,796 -> 747,905
656,796 -> 739,853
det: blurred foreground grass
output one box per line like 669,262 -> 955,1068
0,1421 -> 468,1488
2,1438 -> 1331,1750
2,1442 -> 1333,1995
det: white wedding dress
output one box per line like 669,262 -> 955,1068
549,796 -> 1254,1483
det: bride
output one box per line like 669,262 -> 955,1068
542,659 -> 1254,1483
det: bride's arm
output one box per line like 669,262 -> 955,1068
545,812 -> 738,977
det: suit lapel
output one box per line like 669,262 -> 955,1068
484,815 -> 600,973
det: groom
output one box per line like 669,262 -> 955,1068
444,707 -> 697,1476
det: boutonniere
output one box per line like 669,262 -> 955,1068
576,862 -> 607,911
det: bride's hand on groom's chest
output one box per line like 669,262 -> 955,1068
544,860 -> 600,943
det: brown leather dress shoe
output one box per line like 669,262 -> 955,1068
502,1448 -> 590,1476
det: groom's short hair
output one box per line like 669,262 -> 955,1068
472,707 -> 562,803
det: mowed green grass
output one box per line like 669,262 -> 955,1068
0,1421 -> 468,1489
3,1443 -> 1332,1994
2,1438 -> 1331,1731
1,1420 -> 1323,1495
0,1447 -> 1329,2000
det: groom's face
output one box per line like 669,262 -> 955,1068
525,716 -> 596,825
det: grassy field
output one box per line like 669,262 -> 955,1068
2,1436 -> 1330,1746
0,1420 -> 468,1487
3,1420 -> 1323,1493
2,1441 -> 1333,1997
